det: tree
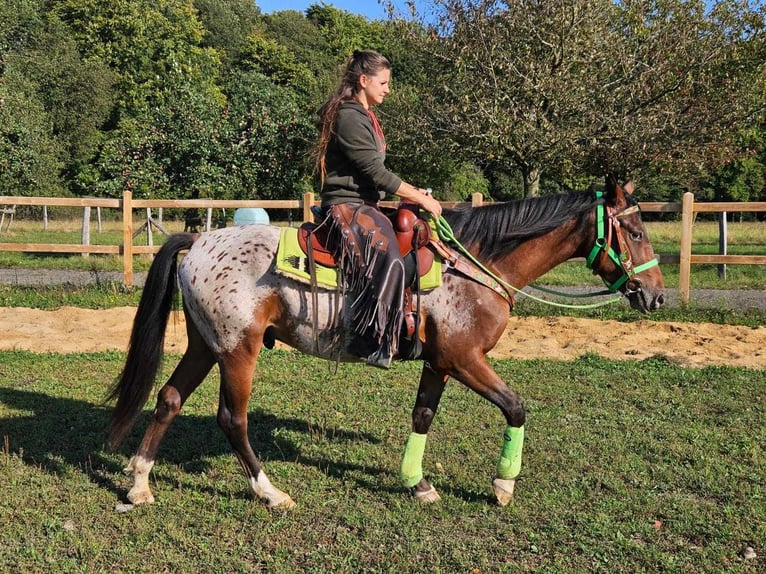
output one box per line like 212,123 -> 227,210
223,71 -> 315,200
397,0 -> 766,197
0,0 -> 112,196
54,0 -> 222,120
193,0 -> 261,64
238,31 -> 316,98
12,16 -> 115,182
0,67 -> 63,196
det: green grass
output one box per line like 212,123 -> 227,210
0,283 -> 142,309
1,350 -> 763,572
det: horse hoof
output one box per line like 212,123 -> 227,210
412,485 -> 441,503
493,478 -> 516,506
268,494 -> 296,510
126,488 -> 155,506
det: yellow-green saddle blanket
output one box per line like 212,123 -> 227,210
276,226 -> 442,290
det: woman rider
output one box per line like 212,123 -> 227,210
315,50 -> 442,369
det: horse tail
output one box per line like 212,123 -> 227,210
106,232 -> 198,450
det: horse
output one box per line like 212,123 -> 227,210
107,179 -> 665,509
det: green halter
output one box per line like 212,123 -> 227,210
586,192 -> 659,292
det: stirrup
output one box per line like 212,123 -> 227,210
366,341 -> 392,369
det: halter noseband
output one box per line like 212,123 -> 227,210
586,191 -> 659,292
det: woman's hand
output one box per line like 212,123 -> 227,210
396,183 -> 442,218
417,192 -> 442,218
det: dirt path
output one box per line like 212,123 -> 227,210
1,307 -> 763,369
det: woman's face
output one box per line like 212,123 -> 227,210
358,68 -> 391,108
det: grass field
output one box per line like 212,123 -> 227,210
1,350 -> 763,573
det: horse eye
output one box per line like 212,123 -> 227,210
630,231 -> 643,242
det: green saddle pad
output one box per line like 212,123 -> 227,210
276,226 -> 442,290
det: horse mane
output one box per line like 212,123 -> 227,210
442,190 -> 602,263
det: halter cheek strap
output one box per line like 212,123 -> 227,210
586,193 -> 659,292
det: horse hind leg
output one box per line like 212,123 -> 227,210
124,325 -> 216,506
216,338 -> 295,510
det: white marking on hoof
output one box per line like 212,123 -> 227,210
268,494 -> 296,510
124,455 -> 155,505
493,477 -> 516,506
413,485 -> 441,503
250,471 -> 296,510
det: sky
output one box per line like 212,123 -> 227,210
256,1 -> 414,21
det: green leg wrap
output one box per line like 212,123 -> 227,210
497,425 -> 524,480
400,432 -> 427,488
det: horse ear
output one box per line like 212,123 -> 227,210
604,174 -> 627,207
623,181 -> 635,195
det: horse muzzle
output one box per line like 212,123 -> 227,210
625,279 -> 665,313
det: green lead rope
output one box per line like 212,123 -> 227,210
433,216 -> 622,310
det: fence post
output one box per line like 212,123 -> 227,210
718,212 -> 727,279
303,191 -> 315,223
122,191 -> 134,288
678,191 -> 694,306
146,208 -> 153,247
471,192 -> 484,207
81,206 -> 91,258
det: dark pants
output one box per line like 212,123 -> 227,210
327,203 -> 404,361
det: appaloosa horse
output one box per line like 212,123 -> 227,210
108,179 -> 664,508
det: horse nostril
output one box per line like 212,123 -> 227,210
654,293 -> 666,309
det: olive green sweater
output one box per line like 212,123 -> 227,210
320,101 -> 402,207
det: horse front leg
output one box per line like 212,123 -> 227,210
451,352 -> 526,506
400,363 -> 448,503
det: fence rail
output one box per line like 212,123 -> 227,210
1,192 -> 764,305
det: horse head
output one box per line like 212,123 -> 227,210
589,179 -> 666,313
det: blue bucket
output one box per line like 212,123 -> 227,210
234,208 -> 269,226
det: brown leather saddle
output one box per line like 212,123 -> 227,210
297,202 -> 435,281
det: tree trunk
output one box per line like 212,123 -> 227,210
523,168 -> 541,197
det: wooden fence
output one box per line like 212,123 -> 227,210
1,192 -> 764,305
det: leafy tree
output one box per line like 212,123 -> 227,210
0,66 -> 63,196
193,0 -> 261,64
259,9 -> 332,104
398,0 -> 766,198
81,77 -> 231,200
0,0 -> 110,196
12,16 -> 115,181
56,0 -> 230,198
223,71 -> 315,200
305,4 -> 389,60
54,0 -> 222,120
698,128 -> 766,203
238,32 -> 316,98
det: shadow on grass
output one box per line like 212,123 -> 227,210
1,388 -> 417,502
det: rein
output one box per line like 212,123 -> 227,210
434,194 -> 657,310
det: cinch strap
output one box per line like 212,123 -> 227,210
497,425 -> 524,480
400,432 -> 427,487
